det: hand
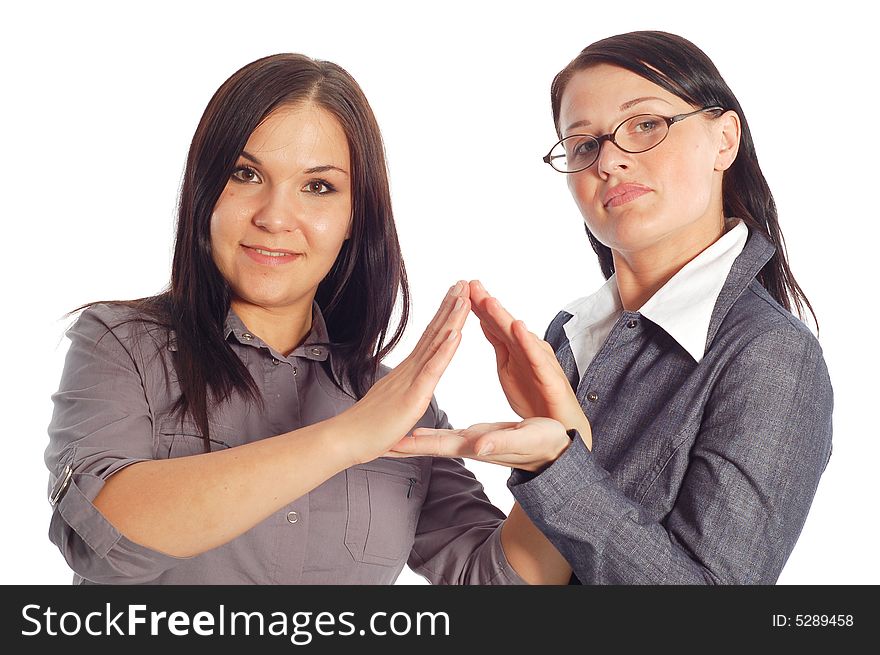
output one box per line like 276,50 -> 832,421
335,281 -> 471,466
469,280 -> 592,449
388,417 -> 573,472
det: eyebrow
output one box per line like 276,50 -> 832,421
304,165 -> 349,176
240,150 -> 263,166
239,151 -> 349,176
564,96 -> 674,133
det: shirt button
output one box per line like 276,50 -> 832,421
271,358 -> 280,366
292,366 -> 298,377
286,511 -> 299,524
242,332 -> 254,341
627,319 -> 638,328
309,347 -> 323,357
587,391 -> 599,402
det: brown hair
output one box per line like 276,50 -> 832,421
551,31 -> 816,327
76,54 -> 410,450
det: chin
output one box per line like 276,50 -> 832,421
233,286 -> 304,310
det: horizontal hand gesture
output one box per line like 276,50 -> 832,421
389,417 -> 573,472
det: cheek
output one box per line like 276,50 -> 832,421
668,144 -> 715,207
307,205 -> 352,250
568,175 -> 602,219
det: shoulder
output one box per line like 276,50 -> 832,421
67,301 -> 171,358
711,282 -> 830,396
720,281 -> 822,356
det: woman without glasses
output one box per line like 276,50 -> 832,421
44,54 -> 569,584
394,31 -> 833,584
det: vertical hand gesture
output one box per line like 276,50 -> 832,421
469,280 -> 592,449
339,281 -> 472,466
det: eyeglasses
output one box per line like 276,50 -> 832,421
543,106 -> 724,173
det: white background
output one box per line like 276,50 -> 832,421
2,0 -> 876,585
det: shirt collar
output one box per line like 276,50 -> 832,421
168,302 -> 331,362
224,302 -> 331,361
639,219 -> 748,362
564,219 -> 749,363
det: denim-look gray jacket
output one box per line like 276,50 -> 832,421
508,228 -> 833,584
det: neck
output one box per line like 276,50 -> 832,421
613,217 -> 726,311
230,297 -> 314,356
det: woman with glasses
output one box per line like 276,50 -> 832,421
393,31 -> 833,584
44,54 -> 568,584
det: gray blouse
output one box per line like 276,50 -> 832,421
45,303 -> 523,585
509,227 -> 833,584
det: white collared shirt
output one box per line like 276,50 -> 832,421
563,219 -> 748,378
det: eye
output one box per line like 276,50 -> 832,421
303,180 -> 336,195
231,166 -> 262,184
572,139 -> 599,156
631,117 -> 660,133
563,136 -> 599,161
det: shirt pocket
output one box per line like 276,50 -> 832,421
344,458 -> 422,566
156,415 -> 234,458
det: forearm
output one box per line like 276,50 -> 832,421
500,503 -> 572,584
93,415 -> 356,557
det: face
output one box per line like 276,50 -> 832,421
210,103 -> 352,315
558,64 -> 739,260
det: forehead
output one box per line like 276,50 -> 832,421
559,64 -> 682,127
245,103 -> 350,160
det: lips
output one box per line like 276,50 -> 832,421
241,244 -> 302,266
603,183 -> 652,208
242,244 -> 298,256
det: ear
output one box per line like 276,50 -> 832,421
714,110 -> 741,172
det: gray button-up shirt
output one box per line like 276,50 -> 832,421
45,303 -> 523,585
509,228 -> 833,584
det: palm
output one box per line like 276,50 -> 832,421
496,345 -> 554,419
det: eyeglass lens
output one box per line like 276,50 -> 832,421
552,114 -> 670,172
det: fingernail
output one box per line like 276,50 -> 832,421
447,328 -> 458,341
453,281 -> 464,295
453,297 -> 464,311
478,443 -> 494,456
474,280 -> 484,291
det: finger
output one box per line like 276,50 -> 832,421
471,297 -> 522,360
382,449 -> 421,459
469,280 -> 492,308
511,320 -> 556,375
478,320 -> 511,368
425,294 -> 470,356
471,300 -> 518,355
409,281 -> 469,363
404,321 -> 466,406
389,429 -> 470,457
472,423 -> 551,461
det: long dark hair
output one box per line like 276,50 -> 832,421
550,31 -> 816,326
76,54 -> 410,450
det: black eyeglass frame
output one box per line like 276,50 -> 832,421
543,106 -> 725,173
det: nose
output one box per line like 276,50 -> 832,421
252,185 -> 301,233
595,139 -> 630,178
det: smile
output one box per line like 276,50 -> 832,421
241,245 -> 302,265
253,248 -> 290,258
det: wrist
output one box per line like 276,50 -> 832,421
530,424 -> 571,474
322,412 -> 365,469
560,411 -> 592,451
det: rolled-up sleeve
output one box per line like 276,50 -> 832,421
407,400 -> 526,585
46,305 -> 187,583
509,326 -> 833,584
